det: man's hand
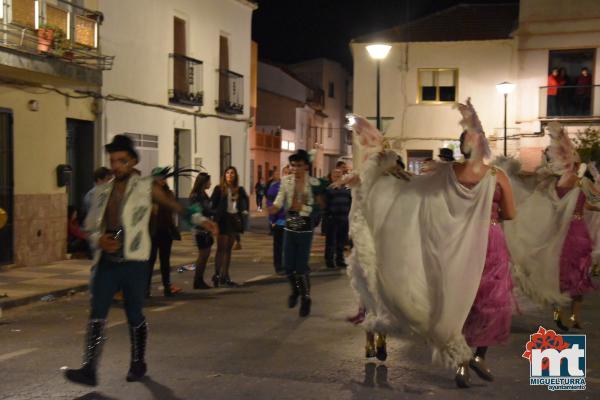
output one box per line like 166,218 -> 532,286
201,220 -> 218,236
98,233 -> 121,253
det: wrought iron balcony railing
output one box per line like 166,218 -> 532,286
168,53 -> 203,107
539,85 -> 600,119
216,69 -> 244,115
0,0 -> 113,71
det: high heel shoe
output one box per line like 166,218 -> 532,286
455,362 -> 471,388
211,275 -> 220,288
554,309 -> 569,332
221,276 -> 239,288
570,314 -> 583,330
469,356 -> 494,381
375,334 -> 387,361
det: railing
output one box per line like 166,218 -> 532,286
539,85 -> 600,119
0,0 -> 113,70
168,53 -> 203,106
255,131 -> 281,149
307,88 -> 324,109
216,69 -> 244,114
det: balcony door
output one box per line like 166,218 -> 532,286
548,49 -> 596,117
0,110 -> 14,265
174,17 -> 187,97
67,119 -> 94,213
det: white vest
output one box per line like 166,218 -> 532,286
85,174 -> 153,263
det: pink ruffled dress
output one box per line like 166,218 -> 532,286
463,184 -> 513,347
557,187 -> 597,297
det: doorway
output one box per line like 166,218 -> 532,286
0,110 -> 14,265
67,119 -> 95,213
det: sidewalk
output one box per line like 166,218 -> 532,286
0,219 -> 342,311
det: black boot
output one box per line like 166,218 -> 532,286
64,319 -> 105,387
297,274 -> 312,317
126,321 -> 148,382
193,264 -> 210,289
287,275 -> 300,308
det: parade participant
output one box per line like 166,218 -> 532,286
210,166 -> 249,287
190,172 -> 217,289
500,122 -> 600,331
64,135 -> 216,387
269,150 -> 324,317
146,167 -> 194,298
347,99 -> 515,387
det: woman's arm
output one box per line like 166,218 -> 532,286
497,169 -> 517,220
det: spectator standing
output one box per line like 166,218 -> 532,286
190,172 -> 217,289
266,166 -> 287,274
547,68 -> 561,116
324,168 -> 352,269
575,67 -> 593,116
255,177 -> 266,212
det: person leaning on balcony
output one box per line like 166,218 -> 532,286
547,68 -> 562,117
575,67 -> 593,116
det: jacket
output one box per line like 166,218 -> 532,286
84,174 -> 153,263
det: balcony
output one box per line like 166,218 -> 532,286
168,53 -> 203,107
539,85 -> 600,121
0,0 -> 112,85
216,69 -> 244,114
307,88 -> 324,110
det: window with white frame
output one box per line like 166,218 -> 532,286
418,68 -> 458,103
289,141 -> 295,151
281,140 -> 289,150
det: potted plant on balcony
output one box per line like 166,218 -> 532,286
37,23 -> 58,53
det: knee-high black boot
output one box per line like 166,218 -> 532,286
297,274 -> 311,317
287,274 -> 300,308
64,319 -> 106,386
126,320 -> 148,382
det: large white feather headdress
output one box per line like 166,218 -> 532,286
546,121 -> 580,177
455,98 -> 491,160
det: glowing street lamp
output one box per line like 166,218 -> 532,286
496,81 -> 515,156
366,44 -> 391,131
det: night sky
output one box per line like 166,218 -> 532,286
252,0 -> 518,71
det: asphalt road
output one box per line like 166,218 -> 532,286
1,263 -> 600,400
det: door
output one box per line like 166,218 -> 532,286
0,110 -> 14,265
67,119 -> 95,212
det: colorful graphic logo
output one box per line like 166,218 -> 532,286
522,326 -> 586,391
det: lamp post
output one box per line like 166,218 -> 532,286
495,81 -> 516,156
366,44 -> 391,132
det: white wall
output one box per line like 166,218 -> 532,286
99,0 -> 254,189
258,62 -> 310,103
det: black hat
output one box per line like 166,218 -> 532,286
105,134 -> 138,160
288,149 -> 311,165
438,148 -> 455,161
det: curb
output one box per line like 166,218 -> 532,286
0,266 -> 346,312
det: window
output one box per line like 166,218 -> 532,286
125,133 -> 158,177
11,0 -> 36,28
289,142 -> 296,151
418,69 -> 458,103
328,82 -> 335,98
327,123 -> 332,138
219,135 -> 232,178
281,140 -> 289,150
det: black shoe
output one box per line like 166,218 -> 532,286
287,275 -> 300,308
297,274 -> 312,317
222,277 -> 240,288
163,286 -> 174,297
126,321 -> 148,382
211,275 -> 220,288
375,335 -> 387,361
64,319 -> 105,387
193,280 -> 211,290
336,260 -> 348,268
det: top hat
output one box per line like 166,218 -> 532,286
438,148 -> 455,161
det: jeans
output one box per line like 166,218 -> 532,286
325,217 -> 349,265
272,224 -> 285,273
90,256 -> 148,326
147,231 -> 173,293
283,229 -> 313,275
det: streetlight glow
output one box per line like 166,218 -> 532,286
366,44 -> 392,60
496,81 -> 516,94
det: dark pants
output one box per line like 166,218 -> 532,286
547,95 -> 558,116
147,232 -> 173,293
575,95 -> 591,116
283,229 -> 313,275
325,217 -> 349,265
272,224 -> 285,273
256,195 -> 264,209
90,256 -> 148,326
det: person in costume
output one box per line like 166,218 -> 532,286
346,98 -> 515,389
269,149 -> 324,317
64,135 -> 216,386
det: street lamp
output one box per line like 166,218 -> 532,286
496,81 -> 516,156
366,44 -> 391,132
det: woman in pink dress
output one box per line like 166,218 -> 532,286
554,170 -> 598,331
455,131 -> 516,388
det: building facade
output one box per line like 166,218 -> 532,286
99,0 -> 256,202
352,1 -> 600,173
0,0 -> 110,266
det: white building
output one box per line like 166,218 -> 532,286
99,0 -> 256,199
352,1 -> 600,173
289,58 -> 353,172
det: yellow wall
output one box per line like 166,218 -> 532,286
0,86 -> 95,194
